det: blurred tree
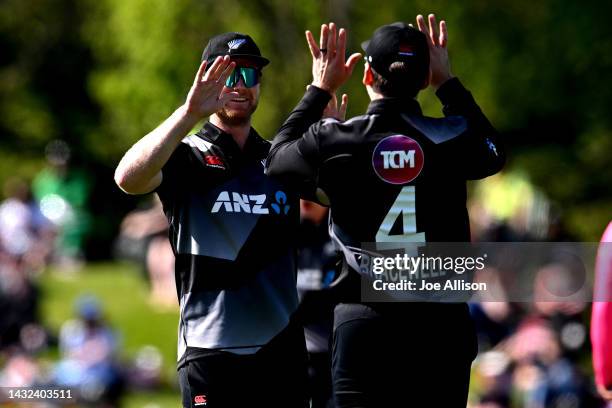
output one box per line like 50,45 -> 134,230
1,0 -> 610,241
0,0 -> 135,259
0,0 -> 98,178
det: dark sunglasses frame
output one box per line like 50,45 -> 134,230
225,66 -> 261,88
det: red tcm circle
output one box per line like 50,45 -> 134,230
372,135 -> 424,184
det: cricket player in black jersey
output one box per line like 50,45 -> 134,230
266,16 -> 505,407
115,33 -> 308,407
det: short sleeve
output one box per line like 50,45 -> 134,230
155,142 -> 191,205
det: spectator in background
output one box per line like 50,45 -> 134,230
115,196 -> 176,308
506,319 -> 595,408
0,351 -> 41,388
471,260 -> 600,407
33,140 -> 92,268
532,262 -> 589,357
0,178 -> 51,350
473,319 -> 596,408
54,295 -> 124,405
0,178 -> 54,272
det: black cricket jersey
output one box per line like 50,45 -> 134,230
156,122 -> 300,365
267,78 -> 504,244
266,78 -> 505,301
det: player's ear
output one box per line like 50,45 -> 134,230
363,63 -> 374,86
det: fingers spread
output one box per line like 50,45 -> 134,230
416,15 -> 428,37
216,56 -> 232,81
339,94 -> 348,120
212,56 -> 228,81
337,28 -> 347,62
204,56 -> 224,81
202,56 -> 219,81
195,59 -> 208,84
328,22 -> 337,57
345,53 -> 363,74
320,24 -> 329,51
329,93 -> 338,108
306,30 -> 320,58
439,20 -> 448,47
218,61 -> 236,85
428,14 -> 439,46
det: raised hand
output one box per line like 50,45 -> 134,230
416,14 -> 453,89
323,93 -> 349,121
305,23 -> 362,94
184,55 -> 239,119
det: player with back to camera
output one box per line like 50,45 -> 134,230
266,15 -> 505,406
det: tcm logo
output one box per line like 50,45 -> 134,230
380,150 -> 416,169
372,135 -> 424,184
194,394 -> 207,406
211,191 -> 290,215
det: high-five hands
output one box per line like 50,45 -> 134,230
184,55 -> 239,119
416,14 -> 453,89
306,23 -> 362,94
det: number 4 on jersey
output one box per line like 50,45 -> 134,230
375,186 -> 426,243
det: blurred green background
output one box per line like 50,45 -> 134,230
1,1 -> 611,407
1,0 -> 610,243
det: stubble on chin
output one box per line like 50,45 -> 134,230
216,103 -> 258,127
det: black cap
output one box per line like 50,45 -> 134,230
361,22 -> 428,80
201,32 -> 269,68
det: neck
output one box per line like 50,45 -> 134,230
210,115 -> 251,150
366,85 -> 384,101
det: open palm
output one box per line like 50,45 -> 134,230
184,55 -> 239,119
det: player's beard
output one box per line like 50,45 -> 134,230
216,100 -> 258,127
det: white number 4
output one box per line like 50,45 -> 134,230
375,186 -> 426,243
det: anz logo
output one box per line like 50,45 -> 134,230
211,190 -> 290,215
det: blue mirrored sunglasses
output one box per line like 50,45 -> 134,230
225,66 -> 260,88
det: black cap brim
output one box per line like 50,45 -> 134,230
361,40 -> 370,52
230,54 -> 270,68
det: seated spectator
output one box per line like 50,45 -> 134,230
54,296 -> 124,405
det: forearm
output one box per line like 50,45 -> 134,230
436,78 -> 497,136
115,105 -> 199,194
270,86 -> 331,155
437,78 -> 505,177
266,87 -> 330,199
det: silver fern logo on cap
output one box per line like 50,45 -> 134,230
227,39 -> 246,52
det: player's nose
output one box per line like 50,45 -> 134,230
232,76 -> 247,89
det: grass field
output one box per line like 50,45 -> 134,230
39,262 -> 181,408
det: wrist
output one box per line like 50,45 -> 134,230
175,104 -> 203,135
435,77 -> 465,104
311,81 -> 335,94
178,104 -> 205,125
